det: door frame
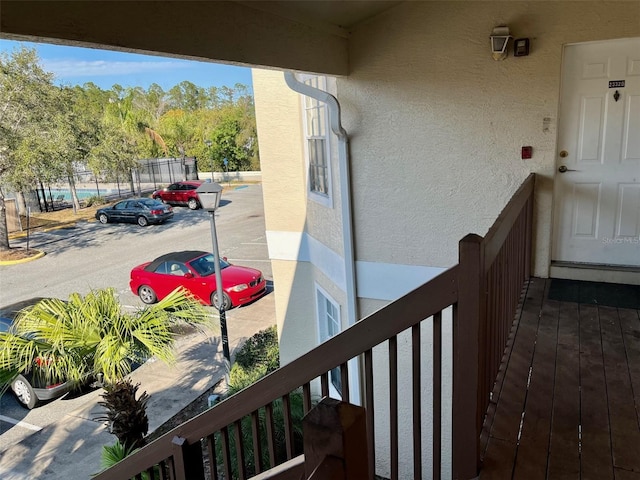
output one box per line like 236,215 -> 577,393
550,37 -> 640,285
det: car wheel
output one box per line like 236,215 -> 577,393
139,285 -> 157,304
98,213 -> 109,224
211,292 -> 232,311
11,375 -> 39,409
187,198 -> 199,210
137,216 -> 149,227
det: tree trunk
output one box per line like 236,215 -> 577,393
68,176 -> 81,212
0,193 -> 11,251
16,191 -> 27,213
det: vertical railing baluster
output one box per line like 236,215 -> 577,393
265,403 -> 276,468
433,311 -> 442,480
320,372 -> 329,397
220,427 -> 232,480
233,420 -> 246,479
340,361 -> 350,402
412,323 -> 422,479
251,411 -> 263,474
205,434 -> 219,480
364,348 -> 376,480
282,393 -> 294,459
303,382 -> 312,413
389,335 -> 398,480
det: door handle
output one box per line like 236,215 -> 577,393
558,165 -> 577,173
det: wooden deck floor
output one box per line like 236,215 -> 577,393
480,277 -> 640,480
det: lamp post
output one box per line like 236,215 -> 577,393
195,182 -> 231,366
204,139 -> 214,182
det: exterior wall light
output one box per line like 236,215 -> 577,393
490,26 -> 512,61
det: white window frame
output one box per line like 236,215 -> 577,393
315,284 -> 342,398
300,75 -> 333,208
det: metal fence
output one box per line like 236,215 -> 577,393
29,157 -> 198,213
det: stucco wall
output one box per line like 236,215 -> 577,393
341,1 -> 640,277
271,259 -> 349,366
254,70 -> 352,365
252,69 -> 307,234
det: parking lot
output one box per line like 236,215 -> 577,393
0,184 -> 275,479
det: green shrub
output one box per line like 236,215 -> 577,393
218,326 -> 307,478
229,362 -> 268,394
84,195 -> 107,207
233,325 -> 279,372
98,441 -> 138,471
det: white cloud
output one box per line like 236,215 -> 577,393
42,59 -> 187,78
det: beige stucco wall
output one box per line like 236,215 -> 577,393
270,259 -> 348,366
341,1 -> 640,277
254,69 -> 351,364
252,69 -> 307,234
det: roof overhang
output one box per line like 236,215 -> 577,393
0,1 -> 401,76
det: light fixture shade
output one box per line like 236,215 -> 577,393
196,182 -> 223,211
490,26 -> 512,60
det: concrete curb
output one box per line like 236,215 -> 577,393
0,249 -> 46,266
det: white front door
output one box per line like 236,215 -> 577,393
553,38 -> 640,268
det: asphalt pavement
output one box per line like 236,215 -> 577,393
0,184 -> 276,479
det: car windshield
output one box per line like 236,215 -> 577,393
189,254 -> 230,276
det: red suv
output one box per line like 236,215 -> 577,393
152,180 -> 204,210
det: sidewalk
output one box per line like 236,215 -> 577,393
0,291 -> 275,479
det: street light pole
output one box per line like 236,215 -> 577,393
195,182 -> 231,382
209,210 -> 230,364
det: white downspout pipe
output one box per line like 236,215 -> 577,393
284,72 -> 360,401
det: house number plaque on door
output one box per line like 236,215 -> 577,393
609,80 -> 625,88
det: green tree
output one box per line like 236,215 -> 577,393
167,80 -> 207,111
62,83 -> 110,209
0,46 -> 59,250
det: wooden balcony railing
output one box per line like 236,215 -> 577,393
94,174 -> 535,480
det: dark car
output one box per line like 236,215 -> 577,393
95,198 -> 173,227
0,298 -> 72,409
130,250 -> 267,309
152,180 -> 204,210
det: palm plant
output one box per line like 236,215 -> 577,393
0,287 -> 215,391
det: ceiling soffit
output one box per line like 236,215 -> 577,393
0,1 -> 403,75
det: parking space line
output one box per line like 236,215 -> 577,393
0,415 -> 42,432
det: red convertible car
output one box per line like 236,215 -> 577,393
129,251 -> 267,310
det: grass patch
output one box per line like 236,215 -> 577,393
9,202 -> 113,239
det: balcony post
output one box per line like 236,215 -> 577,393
454,233 -> 485,479
303,397 -> 369,480
171,435 -> 205,480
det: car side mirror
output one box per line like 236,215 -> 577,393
184,272 -> 194,279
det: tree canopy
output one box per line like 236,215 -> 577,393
0,46 -> 259,250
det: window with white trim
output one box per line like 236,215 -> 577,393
301,76 -> 332,205
316,286 -> 342,396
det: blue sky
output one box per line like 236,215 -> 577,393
0,39 -> 253,92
